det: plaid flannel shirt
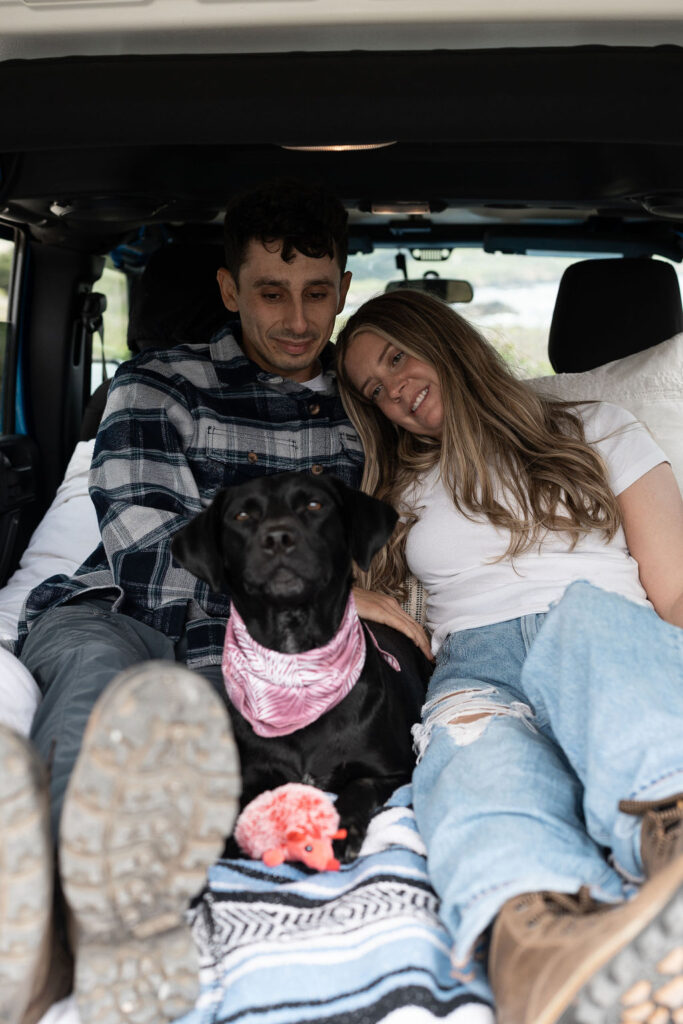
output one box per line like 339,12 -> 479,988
17,328 -> 364,668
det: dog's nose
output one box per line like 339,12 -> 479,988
261,524 -> 298,554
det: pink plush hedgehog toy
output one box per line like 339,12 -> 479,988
234,783 -> 347,871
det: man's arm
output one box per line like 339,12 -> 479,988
89,360 -> 227,636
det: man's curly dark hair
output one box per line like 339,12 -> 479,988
223,179 -> 349,281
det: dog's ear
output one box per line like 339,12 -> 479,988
333,480 -> 399,571
171,490 -> 230,593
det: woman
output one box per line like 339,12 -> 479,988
336,289 -> 683,1024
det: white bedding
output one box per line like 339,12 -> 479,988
0,440 -> 99,735
0,440 -> 99,644
531,332 -> 683,491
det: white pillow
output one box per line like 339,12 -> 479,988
530,333 -> 683,491
0,645 -> 42,735
0,440 -> 100,643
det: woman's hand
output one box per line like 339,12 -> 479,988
352,586 -> 434,661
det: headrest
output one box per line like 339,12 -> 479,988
548,258 -> 683,373
127,242 -> 228,352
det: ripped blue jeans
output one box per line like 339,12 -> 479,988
412,580 -> 683,967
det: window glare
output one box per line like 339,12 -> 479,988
90,257 -> 130,393
0,239 -> 13,323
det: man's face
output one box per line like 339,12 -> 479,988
216,240 -> 352,383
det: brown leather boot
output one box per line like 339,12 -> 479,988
0,725 -> 53,1024
489,865 -> 683,1024
619,793 -> 683,878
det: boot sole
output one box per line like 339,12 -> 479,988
542,856 -> 683,1024
59,661 -> 240,1024
0,726 -> 52,1024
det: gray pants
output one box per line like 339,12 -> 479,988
20,600 -> 226,841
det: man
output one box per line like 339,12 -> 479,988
2,180 -> 430,1024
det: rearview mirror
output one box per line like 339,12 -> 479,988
384,278 -> 473,303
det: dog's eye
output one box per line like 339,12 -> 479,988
306,501 -> 322,511
234,510 -> 250,521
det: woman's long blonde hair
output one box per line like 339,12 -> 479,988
335,289 -> 621,599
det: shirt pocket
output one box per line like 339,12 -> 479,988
201,423 -> 300,490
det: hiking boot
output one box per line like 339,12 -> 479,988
0,725 -> 53,1024
489,865 -> 683,1024
59,661 -> 241,1024
619,793 -> 683,878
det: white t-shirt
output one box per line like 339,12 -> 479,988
301,371 -> 330,393
404,402 -> 668,653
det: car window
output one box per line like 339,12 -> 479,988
90,257 -> 130,393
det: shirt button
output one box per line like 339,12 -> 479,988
247,451 -> 258,463
309,402 -> 321,416
311,464 -> 323,475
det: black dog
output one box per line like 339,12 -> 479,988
171,470 -> 420,859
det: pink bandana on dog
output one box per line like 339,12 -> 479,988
222,594 -> 399,737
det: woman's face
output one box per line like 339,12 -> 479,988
343,330 -> 444,438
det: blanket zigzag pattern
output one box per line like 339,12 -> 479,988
196,875 -> 442,962
182,786 -> 492,1024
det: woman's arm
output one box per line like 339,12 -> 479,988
618,462 -> 683,628
352,587 -> 434,660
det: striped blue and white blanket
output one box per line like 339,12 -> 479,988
182,784 -> 493,1024
39,786 -> 493,1024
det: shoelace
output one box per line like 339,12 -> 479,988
512,886 -> 600,928
619,797 -> 683,859
542,887 -> 600,915
619,796 -> 683,823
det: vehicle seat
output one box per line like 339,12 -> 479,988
81,242 -> 228,440
548,257 -> 683,373
126,241 -> 227,354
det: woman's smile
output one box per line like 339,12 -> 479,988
344,331 -> 444,438
411,385 -> 430,413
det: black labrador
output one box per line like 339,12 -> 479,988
171,470 -> 422,859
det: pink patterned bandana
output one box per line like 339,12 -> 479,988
222,594 -> 399,737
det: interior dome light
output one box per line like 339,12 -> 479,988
281,142 -> 396,152
371,201 -> 431,215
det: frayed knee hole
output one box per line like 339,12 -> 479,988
412,686 -> 536,759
